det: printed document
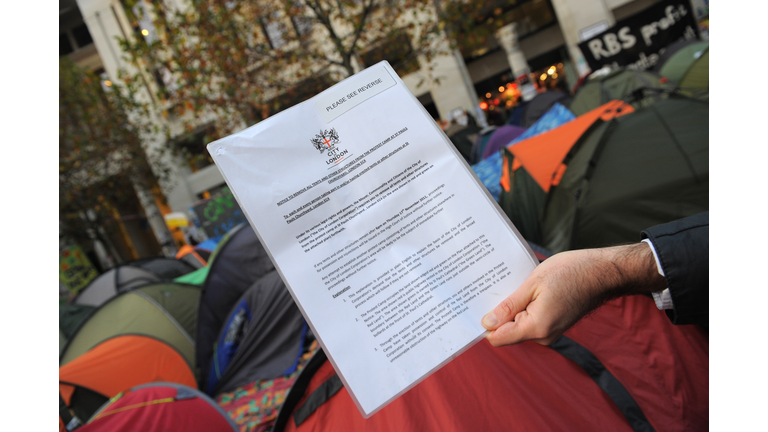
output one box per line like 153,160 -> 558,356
209,61 -> 539,417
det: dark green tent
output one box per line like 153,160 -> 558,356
498,95 -> 707,254
569,68 -> 677,116
59,304 -> 96,354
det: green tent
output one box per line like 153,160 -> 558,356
498,96 -> 707,254
174,266 -> 211,285
59,282 -> 201,369
569,68 -> 677,116
658,41 -> 709,100
546,95 -> 707,252
59,304 -> 96,355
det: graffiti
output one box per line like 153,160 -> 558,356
60,244 -> 98,292
192,187 -> 248,238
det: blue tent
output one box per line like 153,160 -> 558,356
472,103 -> 576,201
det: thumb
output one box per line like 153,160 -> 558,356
482,283 -> 533,331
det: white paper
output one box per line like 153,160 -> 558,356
208,61 -> 539,417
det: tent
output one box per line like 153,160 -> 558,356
479,124 -> 526,161
196,223 -> 275,387
174,235 -> 226,286
59,304 -> 95,339
498,95 -> 708,253
272,294 -> 708,432
60,282 -> 201,369
59,335 -> 197,431
215,340 -> 319,432
176,245 -> 209,269
472,103 -> 575,201
76,382 -> 238,432
568,68 -> 677,116
499,99 -> 634,245
59,304 -> 96,354
72,257 -> 197,307
656,40 -> 709,98
204,271 -> 308,396
174,265 -> 211,286
507,90 -> 572,129
447,124 -> 482,163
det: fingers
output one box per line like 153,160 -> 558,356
482,281 -> 533,330
481,283 -> 536,346
485,309 -> 535,346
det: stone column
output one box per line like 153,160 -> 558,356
495,23 -> 536,101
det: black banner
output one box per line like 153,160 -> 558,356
578,0 -> 700,72
191,187 -> 248,238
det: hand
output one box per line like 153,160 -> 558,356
481,243 -> 665,346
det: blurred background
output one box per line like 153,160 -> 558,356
59,0 -> 709,293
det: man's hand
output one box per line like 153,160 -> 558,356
482,243 -> 666,347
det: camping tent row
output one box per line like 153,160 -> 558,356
60,225 -> 316,432
71,257 -> 199,307
497,95 -> 708,254
59,281 -> 201,431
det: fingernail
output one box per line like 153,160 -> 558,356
483,313 -> 498,328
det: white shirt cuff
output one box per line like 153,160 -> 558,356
642,239 -> 673,311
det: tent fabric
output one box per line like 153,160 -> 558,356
130,257 -> 198,279
274,295 -> 707,432
652,38 -> 705,74
509,100 -> 634,193
174,265 -> 211,286
59,385 -> 108,432
217,340 -> 320,432
177,245 -> 208,269
469,126 -> 496,165
72,258 -> 197,307
540,95 -> 708,253
72,266 -> 160,307
511,90 -> 573,129
479,125 -> 526,161
657,41 -> 709,85
59,334 -> 198,430
79,382 -> 239,432
196,223 -> 275,389
205,271 -> 308,396
59,304 -> 96,337
678,49 -> 708,98
59,329 -> 68,355
568,68 -> 676,117
60,335 -> 196,399
60,283 -> 200,369
471,103 -> 576,201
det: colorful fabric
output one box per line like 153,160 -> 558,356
217,341 -> 319,432
471,103 -> 575,201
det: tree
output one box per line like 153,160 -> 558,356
59,56 -> 171,263
116,0 -> 456,148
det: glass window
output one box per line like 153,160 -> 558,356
72,23 -> 94,48
60,33 -> 74,56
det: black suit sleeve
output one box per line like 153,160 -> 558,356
641,212 -> 708,328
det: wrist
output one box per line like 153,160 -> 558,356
601,243 -> 668,297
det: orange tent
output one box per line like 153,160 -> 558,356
59,335 -> 196,431
503,99 -> 634,193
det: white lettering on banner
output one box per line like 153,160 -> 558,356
640,5 -> 688,46
587,26 -> 636,60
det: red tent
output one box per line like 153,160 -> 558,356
59,335 -> 197,431
273,295 -> 707,432
78,382 -> 238,431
